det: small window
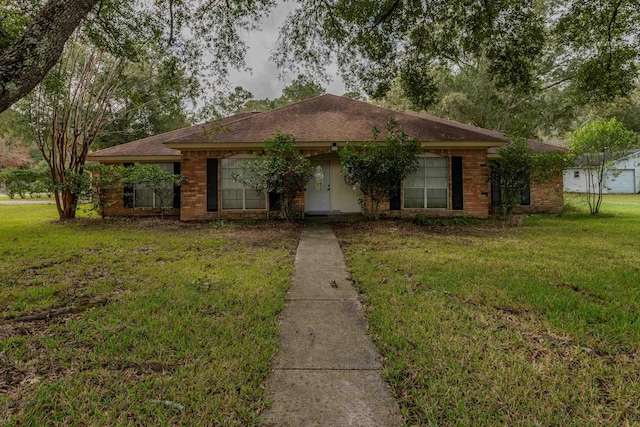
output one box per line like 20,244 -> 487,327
134,163 -> 175,208
574,171 -> 580,179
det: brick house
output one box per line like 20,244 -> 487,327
87,94 -> 565,220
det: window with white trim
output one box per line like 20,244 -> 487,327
134,163 -> 175,208
221,157 -> 266,210
403,157 -> 448,209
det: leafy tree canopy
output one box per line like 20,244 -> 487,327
491,138 -> 567,216
275,0 -> 639,111
570,118 -> 638,214
202,74 -> 325,118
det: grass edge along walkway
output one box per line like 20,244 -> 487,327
263,222 -> 401,426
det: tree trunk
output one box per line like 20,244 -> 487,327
55,188 -> 79,220
0,0 -> 99,113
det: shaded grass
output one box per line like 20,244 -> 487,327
0,205 -> 301,425
334,194 -> 640,426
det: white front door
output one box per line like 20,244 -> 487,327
307,161 -> 331,212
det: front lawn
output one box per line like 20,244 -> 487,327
334,194 -> 640,426
0,205 -> 301,425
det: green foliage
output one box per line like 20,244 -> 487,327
0,163 -> 53,198
491,139 -> 567,216
276,74 -> 325,107
556,1 -> 639,103
570,118 -> 638,214
208,75 -> 325,117
125,163 -> 184,217
275,0 -> 545,102
235,133 -> 313,220
400,55 -> 438,110
85,163 -> 126,219
340,120 -> 421,220
93,56 -> 197,150
18,38 -> 123,220
0,0 -> 34,52
0,168 -> 32,198
57,170 -> 92,204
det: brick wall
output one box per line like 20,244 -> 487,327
513,175 -> 564,214
100,148 -> 563,220
367,148 -> 491,219
180,150 -> 271,221
101,162 -> 180,217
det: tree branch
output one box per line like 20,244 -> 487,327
373,0 -> 401,26
0,0 -> 100,113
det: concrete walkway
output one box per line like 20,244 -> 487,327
263,223 -> 401,427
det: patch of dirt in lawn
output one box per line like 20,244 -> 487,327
332,219 -> 509,242
221,221 -> 304,249
0,315 -> 80,418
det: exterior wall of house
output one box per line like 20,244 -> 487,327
386,149 -> 492,219
181,150 -> 263,221
180,148 -> 335,221
99,147 -> 564,220
513,175 -> 564,214
100,162 -> 180,217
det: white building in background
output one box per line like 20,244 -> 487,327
564,150 -> 640,194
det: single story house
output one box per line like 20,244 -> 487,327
87,94 -> 565,220
564,150 -> 640,194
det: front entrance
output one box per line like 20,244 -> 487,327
305,158 -> 362,215
306,161 -> 331,213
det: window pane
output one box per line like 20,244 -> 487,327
427,177 -> 448,188
425,157 -> 446,168
222,189 -> 243,209
135,186 -> 154,207
403,188 -> 424,209
221,157 -> 266,210
404,177 -> 424,188
427,188 -> 448,208
425,167 -> 447,178
404,156 -> 449,210
156,188 -> 174,208
245,189 -> 266,209
158,163 -> 174,173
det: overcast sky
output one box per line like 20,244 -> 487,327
228,1 -> 346,99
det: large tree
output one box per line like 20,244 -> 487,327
23,38 -> 123,220
0,0 -> 100,112
275,1 -> 639,112
93,54 -> 198,149
0,0 -> 277,114
201,74 -> 325,118
3,0 -> 639,127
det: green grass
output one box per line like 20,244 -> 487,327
0,194 -> 54,201
334,194 -> 640,426
0,205 -> 301,425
